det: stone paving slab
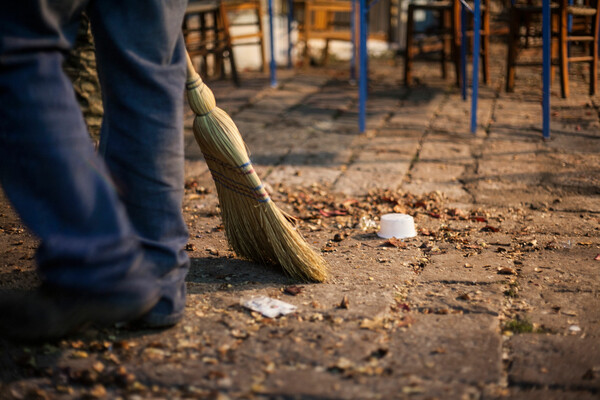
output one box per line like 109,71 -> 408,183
508,335 -> 600,391
506,388 -> 600,400
386,314 -> 503,384
421,250 -> 513,285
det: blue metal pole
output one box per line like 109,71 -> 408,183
350,0 -> 357,80
287,0 -> 293,68
460,3 -> 467,101
542,0 -> 551,139
470,0 -> 480,134
358,0 -> 367,133
567,0 -> 573,32
268,0 -> 277,87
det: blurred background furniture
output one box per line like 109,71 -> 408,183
558,0 -> 599,97
294,0 -> 357,66
403,0 -> 457,85
506,0 -> 599,97
183,1 -> 240,85
222,0 -> 267,72
403,0 -> 490,87
505,1 -> 559,93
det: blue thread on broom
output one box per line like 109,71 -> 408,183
211,175 -> 271,203
204,154 -> 251,172
207,167 -> 271,203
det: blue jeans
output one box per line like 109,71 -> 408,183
0,0 -> 189,299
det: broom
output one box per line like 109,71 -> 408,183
184,52 -> 328,282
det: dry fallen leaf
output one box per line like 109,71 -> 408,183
384,237 -> 407,248
419,228 -> 434,236
333,232 -> 347,242
91,361 -> 105,374
318,209 -> 348,217
338,295 -> 350,309
481,225 -> 500,233
360,317 -> 385,330
331,357 -> 354,371
87,384 -> 107,399
284,285 -> 304,296
497,266 -> 517,275
458,293 -> 471,300
206,248 -> 219,256
230,329 -> 249,339
69,351 -> 89,359
185,243 -> 196,251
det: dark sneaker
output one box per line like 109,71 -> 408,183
132,281 -> 186,328
0,283 -> 160,342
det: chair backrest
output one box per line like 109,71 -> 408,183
303,0 -> 354,40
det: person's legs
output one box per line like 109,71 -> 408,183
0,1 -> 161,340
87,0 -> 190,326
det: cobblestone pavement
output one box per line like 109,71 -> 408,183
1,43 -> 599,399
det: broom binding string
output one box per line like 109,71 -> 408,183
203,154 -> 271,203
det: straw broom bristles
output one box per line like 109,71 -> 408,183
185,53 -> 328,282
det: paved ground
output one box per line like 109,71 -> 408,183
1,42 -> 599,399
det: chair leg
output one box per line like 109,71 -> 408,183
590,15 -> 598,95
440,10 -> 449,79
228,45 -> 240,86
524,13 -> 532,48
506,9 -> 518,92
559,8 -> 569,98
322,39 -> 330,65
256,5 -> 267,73
481,3 -> 490,85
259,39 -> 267,73
404,5 -> 415,86
452,0 -> 460,87
303,37 -> 310,66
212,10 -> 226,80
551,13 -> 559,85
303,3 -> 312,67
452,42 -> 461,87
592,56 -> 598,95
591,39 -> 598,95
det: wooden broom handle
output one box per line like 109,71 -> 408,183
185,50 -> 199,81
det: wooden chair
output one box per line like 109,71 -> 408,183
404,1 -> 456,86
404,0 -> 491,87
558,0 -> 599,97
295,0 -> 357,66
183,1 -> 239,85
506,1 -> 559,93
221,0 -> 267,72
506,0 -> 599,97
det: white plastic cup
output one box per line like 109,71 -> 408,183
377,213 -> 417,239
